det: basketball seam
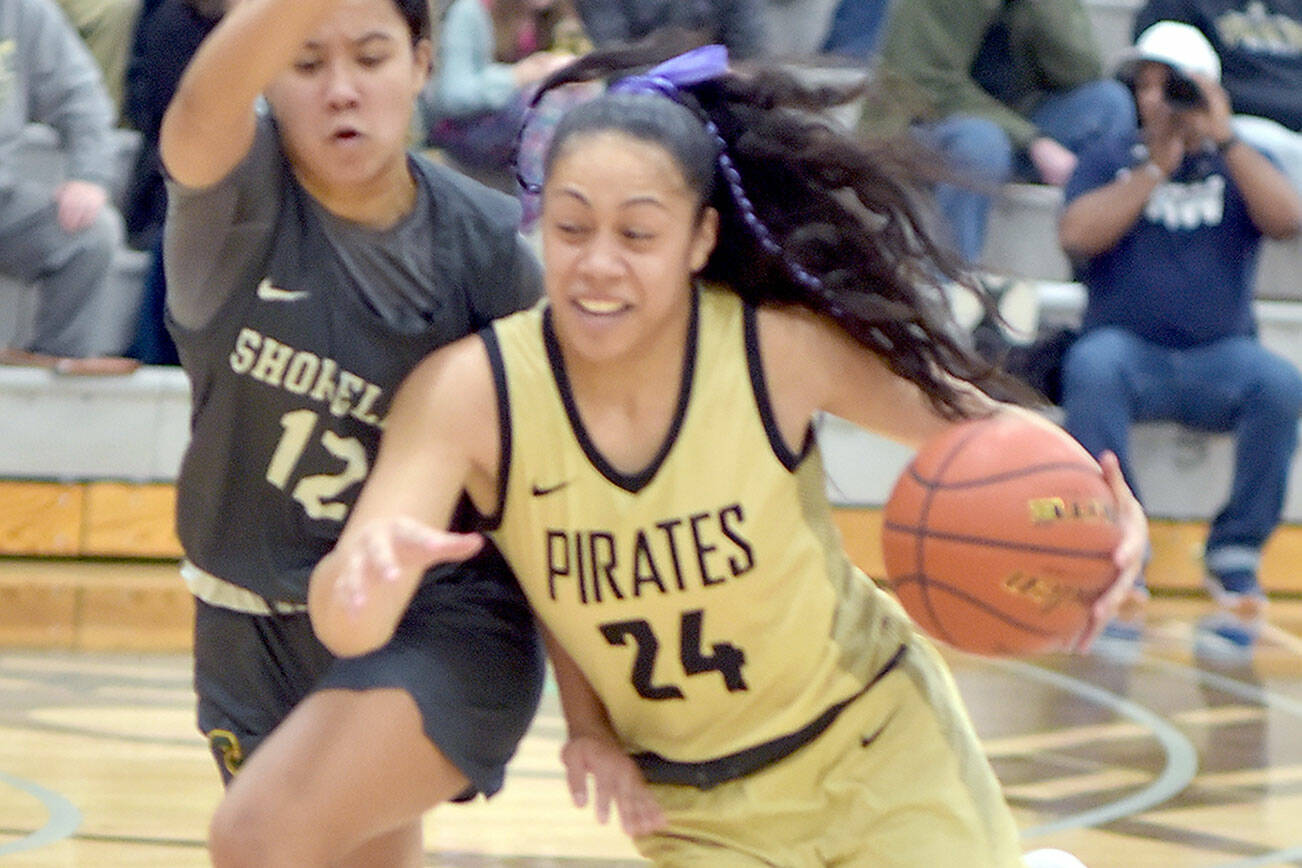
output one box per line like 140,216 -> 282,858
886,573 -> 1064,638
881,523 -> 1114,559
906,461 -> 1102,489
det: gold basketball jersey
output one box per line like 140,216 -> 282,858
486,285 -> 914,773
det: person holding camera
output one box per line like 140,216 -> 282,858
1132,0 -> 1302,192
1056,21 -> 1302,646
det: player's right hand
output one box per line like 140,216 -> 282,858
334,517 -> 483,613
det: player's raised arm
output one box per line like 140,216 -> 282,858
309,336 -> 500,657
160,0 -> 341,188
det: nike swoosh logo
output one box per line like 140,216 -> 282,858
531,481 -> 569,497
860,711 -> 896,749
256,278 -> 310,302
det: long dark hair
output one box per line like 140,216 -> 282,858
530,40 -> 1028,417
392,0 -> 432,43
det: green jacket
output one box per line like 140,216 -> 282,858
868,0 -> 1103,149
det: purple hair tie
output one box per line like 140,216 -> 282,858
609,44 -> 730,97
611,46 -> 833,304
531,44 -> 838,309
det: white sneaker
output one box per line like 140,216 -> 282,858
1024,848 -> 1089,868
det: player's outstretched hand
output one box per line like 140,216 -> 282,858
335,517 -> 483,613
1075,451 -> 1148,652
561,735 -> 666,838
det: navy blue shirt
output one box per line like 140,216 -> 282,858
1065,132 -> 1262,348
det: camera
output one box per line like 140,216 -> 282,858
1164,72 -> 1206,109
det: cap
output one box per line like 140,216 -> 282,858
1115,20 -> 1221,85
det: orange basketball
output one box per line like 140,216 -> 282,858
881,415 -> 1121,656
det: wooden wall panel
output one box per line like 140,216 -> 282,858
0,580 -> 76,647
83,482 -> 182,558
77,580 -> 193,652
0,482 -> 82,555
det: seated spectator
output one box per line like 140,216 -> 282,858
115,0 -> 223,366
0,0 -> 139,373
122,0 -> 222,252
55,0 -> 141,115
1133,0 -> 1302,191
855,0 -> 1137,266
423,0 -> 579,187
573,0 -> 765,59
122,0 -> 221,251
1057,21 -> 1302,646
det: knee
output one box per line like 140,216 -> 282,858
939,118 -> 1013,181
208,784 -> 317,868
1250,355 -> 1302,419
68,207 -> 122,267
1081,79 -> 1138,138
1060,331 -> 1127,397
207,794 -> 260,868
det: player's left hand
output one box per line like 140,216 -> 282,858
1075,451 -> 1148,651
561,735 -> 666,838
54,180 -> 108,233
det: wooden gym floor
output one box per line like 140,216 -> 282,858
0,557 -> 1300,867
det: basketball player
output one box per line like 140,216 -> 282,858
158,0 -> 544,863
308,44 -> 1147,866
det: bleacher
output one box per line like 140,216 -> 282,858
2,0 -> 1300,651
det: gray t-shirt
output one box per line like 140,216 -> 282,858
165,114 -> 542,601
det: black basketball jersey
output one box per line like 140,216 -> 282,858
170,145 -> 539,602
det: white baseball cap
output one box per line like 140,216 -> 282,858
1116,20 -> 1221,83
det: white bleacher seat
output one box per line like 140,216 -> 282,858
983,183 -> 1302,303
1085,0 -> 1146,71
0,364 -> 189,482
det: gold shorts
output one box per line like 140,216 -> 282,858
636,635 -> 1025,867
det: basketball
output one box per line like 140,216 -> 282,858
881,414 -> 1121,656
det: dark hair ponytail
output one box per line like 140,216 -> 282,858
530,39 -> 1029,417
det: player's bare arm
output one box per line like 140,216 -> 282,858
755,304 -> 1000,451
541,627 -> 667,838
161,0 -> 339,188
309,335 -> 500,656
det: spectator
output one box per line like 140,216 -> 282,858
0,0 -> 138,373
423,0 -> 578,186
854,0 -> 1137,266
122,0 -> 222,252
573,0 -> 766,59
116,0 -> 223,366
1133,0 -> 1302,191
55,0 -> 140,114
1057,21 -> 1302,645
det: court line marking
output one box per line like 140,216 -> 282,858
989,657 -> 1199,839
0,770 -> 82,856
1144,655 -> 1302,718
1139,655 -> 1302,868
1209,848 -> 1302,868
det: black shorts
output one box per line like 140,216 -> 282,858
193,547 -> 545,798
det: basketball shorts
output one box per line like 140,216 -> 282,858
635,634 -> 1025,867
192,547 -> 545,798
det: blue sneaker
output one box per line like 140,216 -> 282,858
1196,609 -> 1261,648
1096,585 -> 1149,647
1195,575 -> 1267,652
